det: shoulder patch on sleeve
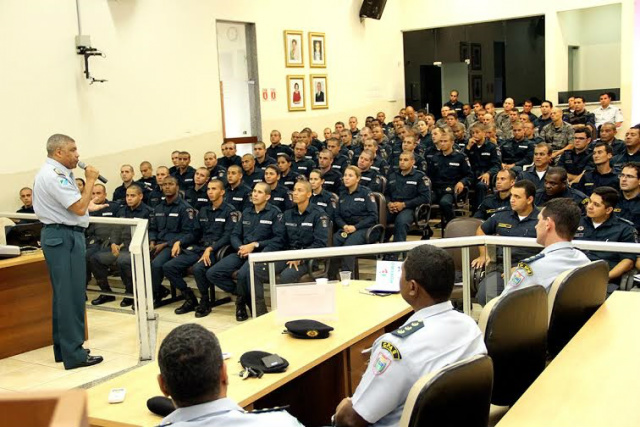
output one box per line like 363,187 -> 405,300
381,341 -> 402,360
391,320 -> 424,338
320,215 -> 330,228
372,351 -> 392,376
507,270 -> 526,288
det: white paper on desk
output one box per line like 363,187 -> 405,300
366,260 -> 403,293
276,282 -> 336,319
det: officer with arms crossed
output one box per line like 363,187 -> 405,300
334,245 -> 487,427
33,133 -> 104,369
501,198 -> 590,296
156,324 -> 302,427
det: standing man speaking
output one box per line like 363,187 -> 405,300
33,134 -> 104,369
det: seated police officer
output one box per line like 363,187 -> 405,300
184,167 -> 211,211
263,165 -> 293,212
209,182 -> 284,321
149,176 -> 197,306
219,141 -> 242,169
224,165 -> 252,212
137,161 -> 157,193
473,180 -> 540,304
473,169 -> 516,220
427,129 -> 473,226
164,179 -> 238,317
241,154 -> 265,188
203,151 -> 227,183
596,123 -> 625,156
172,152 -> 196,192
317,149 -> 343,194
362,139 -> 390,176
253,141 -> 277,171
277,154 -> 301,191
112,164 -> 137,204
291,141 -> 316,178
611,127 -> 640,173
309,169 -> 336,219
501,198 -> 590,296
500,121 -> 534,174
86,183 -> 120,293
574,142 -> 618,196
385,151 -> 431,244
357,149 -> 383,193
465,123 -> 502,210
615,162 -> 640,233
334,245 -> 486,427
156,324 -> 302,427
575,186 -> 637,292
17,187 -> 34,214
534,167 -> 589,214
327,138 -> 350,173
252,180 -> 329,314
557,125 -> 594,183
148,166 -> 169,208
266,129 -> 293,160
522,143 -> 553,190
89,184 -> 152,307
329,166 -> 378,279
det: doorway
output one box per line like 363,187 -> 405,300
216,21 -> 261,156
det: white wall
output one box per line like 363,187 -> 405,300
0,0 -> 404,210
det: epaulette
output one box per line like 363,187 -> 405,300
521,252 -> 545,264
618,216 -> 635,227
248,405 -> 290,414
391,320 -> 424,338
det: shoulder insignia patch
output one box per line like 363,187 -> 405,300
577,225 -> 584,231
370,194 -> 376,203
497,222 -> 512,229
187,208 -> 195,220
582,198 -> 589,205
230,211 -> 240,223
381,341 -> 402,360
508,270 -> 526,288
521,252 -> 545,264
391,320 -> 424,338
249,406 -> 289,414
518,262 -> 533,276
320,215 -> 329,228
372,351 -> 392,375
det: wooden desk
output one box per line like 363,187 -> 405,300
87,281 -> 412,427
497,292 -> 640,427
0,251 -> 53,359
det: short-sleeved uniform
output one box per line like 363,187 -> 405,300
501,241 -> 590,296
473,193 -> 511,220
351,302 -> 487,427
267,144 -> 293,161
33,158 -> 89,369
534,188 -> 589,214
573,169 -> 619,196
158,398 -> 302,427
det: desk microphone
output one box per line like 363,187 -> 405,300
77,161 -> 108,184
147,396 -> 175,417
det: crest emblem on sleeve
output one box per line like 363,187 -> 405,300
230,211 -> 240,223
381,341 -> 402,360
372,351 -> 392,375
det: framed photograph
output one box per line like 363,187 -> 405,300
310,74 -> 328,109
309,32 -> 326,68
471,43 -> 482,71
459,42 -> 469,62
284,30 -> 304,67
471,75 -> 483,101
286,75 -> 306,111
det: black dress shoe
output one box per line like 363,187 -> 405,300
91,295 -> 116,306
68,355 -> 104,369
174,299 -> 195,315
120,298 -> 134,307
236,303 -> 249,321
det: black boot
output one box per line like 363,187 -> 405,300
175,289 -> 197,315
91,280 -> 115,305
236,296 -> 249,321
195,297 -> 212,318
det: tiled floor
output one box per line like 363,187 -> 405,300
1,232 -> 470,393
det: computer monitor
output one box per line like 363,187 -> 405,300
5,222 -> 43,248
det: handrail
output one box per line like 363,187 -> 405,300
0,211 -> 155,361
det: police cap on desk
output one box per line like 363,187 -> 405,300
284,319 -> 334,339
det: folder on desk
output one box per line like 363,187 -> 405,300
366,260 -> 402,294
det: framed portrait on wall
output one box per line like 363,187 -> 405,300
284,30 -> 304,67
459,42 -> 469,62
287,75 -> 306,111
310,74 -> 328,109
471,43 -> 482,71
309,32 -> 326,68
472,75 -> 483,101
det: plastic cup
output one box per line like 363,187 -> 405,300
339,271 -> 352,286
315,278 -> 328,285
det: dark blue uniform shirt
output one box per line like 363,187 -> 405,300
481,207 -> 540,262
614,193 -> 640,234
282,205 -> 330,250
190,202 -> 238,253
427,150 -> 473,190
499,138 -> 534,166
231,204 -> 284,252
335,185 -> 378,230
574,216 -> 637,270
149,197 -> 197,246
224,183 -> 252,212
385,169 -> 431,209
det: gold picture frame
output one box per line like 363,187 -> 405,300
310,74 -> 328,109
308,32 -> 326,68
284,30 -> 304,67
286,75 -> 306,111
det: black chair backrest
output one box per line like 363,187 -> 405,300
371,191 -> 387,227
378,175 -> 387,194
443,217 -> 483,270
547,260 -> 608,357
479,286 -> 548,406
400,354 -> 493,427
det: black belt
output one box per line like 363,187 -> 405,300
43,224 -> 86,233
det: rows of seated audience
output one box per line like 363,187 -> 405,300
15,91 -> 640,321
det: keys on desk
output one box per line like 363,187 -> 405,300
240,367 -> 264,380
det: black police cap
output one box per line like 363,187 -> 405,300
284,319 -> 334,339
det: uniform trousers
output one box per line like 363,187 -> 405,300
208,254 -> 249,295
85,243 -> 103,285
387,208 -> 414,243
434,189 -> 455,224
163,250 -> 200,292
151,247 -> 173,295
41,225 -> 87,369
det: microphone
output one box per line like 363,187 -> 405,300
77,161 -> 108,183
147,396 -> 175,417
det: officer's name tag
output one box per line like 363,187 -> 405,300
169,213 -> 179,217
317,202 -> 327,207
371,166 -> 380,171
298,166 -> 308,170
185,179 -> 194,182
198,198 -> 207,202
274,197 -> 284,201
519,145 -> 528,149
285,181 -> 294,186
332,165 -> 341,169
214,218 -> 225,222
449,162 -> 460,166
102,212 -> 113,216
361,176 -> 371,182
260,220 -> 273,225
406,181 -> 417,185
481,152 -> 491,156
354,198 -> 365,202
233,197 -> 243,201
301,222 -> 313,227
285,222 -> 297,227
